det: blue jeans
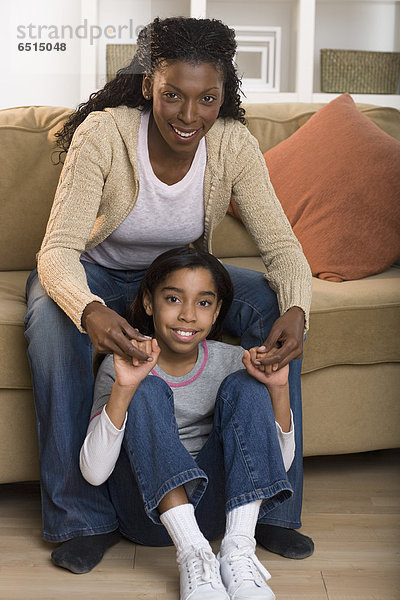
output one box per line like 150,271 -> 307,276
24,261 -> 304,542
108,370 -> 293,546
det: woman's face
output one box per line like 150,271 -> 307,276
142,61 -> 225,157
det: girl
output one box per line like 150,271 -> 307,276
80,247 -> 295,600
25,16 -> 312,572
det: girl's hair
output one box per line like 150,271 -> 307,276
55,16 -> 245,157
127,247 -> 234,341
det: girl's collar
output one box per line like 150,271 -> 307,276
150,339 -> 208,387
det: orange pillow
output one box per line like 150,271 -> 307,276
232,94 -> 400,282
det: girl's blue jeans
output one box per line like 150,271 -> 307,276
24,260 -> 304,542
108,371 -> 293,546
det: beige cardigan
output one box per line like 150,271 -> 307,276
38,106 -> 312,332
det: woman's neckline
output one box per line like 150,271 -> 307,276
140,109 -> 205,189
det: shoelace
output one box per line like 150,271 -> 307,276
180,547 -> 221,587
227,545 -> 271,586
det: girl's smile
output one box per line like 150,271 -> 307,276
143,267 -> 222,374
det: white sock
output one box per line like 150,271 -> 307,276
160,503 -> 211,558
220,500 -> 262,556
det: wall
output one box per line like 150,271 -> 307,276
0,0 -> 82,109
0,0 -> 149,109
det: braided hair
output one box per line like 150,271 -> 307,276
55,16 -> 245,157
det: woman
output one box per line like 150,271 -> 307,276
24,16 -> 313,575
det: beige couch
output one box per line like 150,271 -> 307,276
1,102 -> 399,484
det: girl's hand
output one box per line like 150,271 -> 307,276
114,338 -> 160,389
242,347 -> 289,387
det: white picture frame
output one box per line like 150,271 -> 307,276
233,26 -> 281,92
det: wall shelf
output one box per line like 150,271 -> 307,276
82,0 -> 400,109
191,0 -> 400,108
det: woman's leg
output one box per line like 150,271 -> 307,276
24,263 -> 146,571
222,264 -> 313,558
24,268 -> 118,542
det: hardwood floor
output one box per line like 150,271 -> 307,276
1,449 -> 399,599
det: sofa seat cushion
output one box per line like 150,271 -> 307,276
220,257 -> 400,373
0,271 -> 32,389
2,263 -> 399,385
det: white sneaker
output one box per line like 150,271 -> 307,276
218,538 -> 276,600
178,546 -> 230,600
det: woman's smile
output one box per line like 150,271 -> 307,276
169,124 -> 202,142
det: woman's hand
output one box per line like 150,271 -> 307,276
82,301 -> 151,361
114,338 -> 160,389
242,347 -> 289,387
256,306 -> 305,370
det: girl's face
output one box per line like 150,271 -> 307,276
143,267 -> 222,360
142,61 -> 225,157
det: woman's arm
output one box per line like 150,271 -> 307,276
38,113 -> 150,359
38,114 -> 112,331
230,127 -> 312,369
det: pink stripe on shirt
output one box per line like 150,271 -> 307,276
151,339 -> 208,387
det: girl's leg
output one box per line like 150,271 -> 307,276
195,370 -> 294,599
222,264 -> 313,558
107,375 -> 229,599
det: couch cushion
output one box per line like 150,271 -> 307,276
245,95 -> 400,282
0,271 -> 32,389
243,100 -> 400,153
0,106 -> 72,271
265,95 -> 400,282
220,257 -> 400,373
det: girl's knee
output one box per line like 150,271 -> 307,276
219,368 -> 262,395
216,369 -> 271,413
127,375 -> 174,415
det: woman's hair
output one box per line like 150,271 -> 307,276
55,16 -> 245,157
126,247 -> 234,341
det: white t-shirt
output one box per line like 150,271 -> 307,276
82,109 -> 206,269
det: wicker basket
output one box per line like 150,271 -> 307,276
106,44 -> 137,82
320,49 -> 400,94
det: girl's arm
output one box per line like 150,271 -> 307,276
80,339 -> 159,485
242,347 -> 291,432
105,338 -> 159,428
242,347 -> 295,471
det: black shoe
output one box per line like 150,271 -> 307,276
255,524 -> 314,559
51,530 -> 121,574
